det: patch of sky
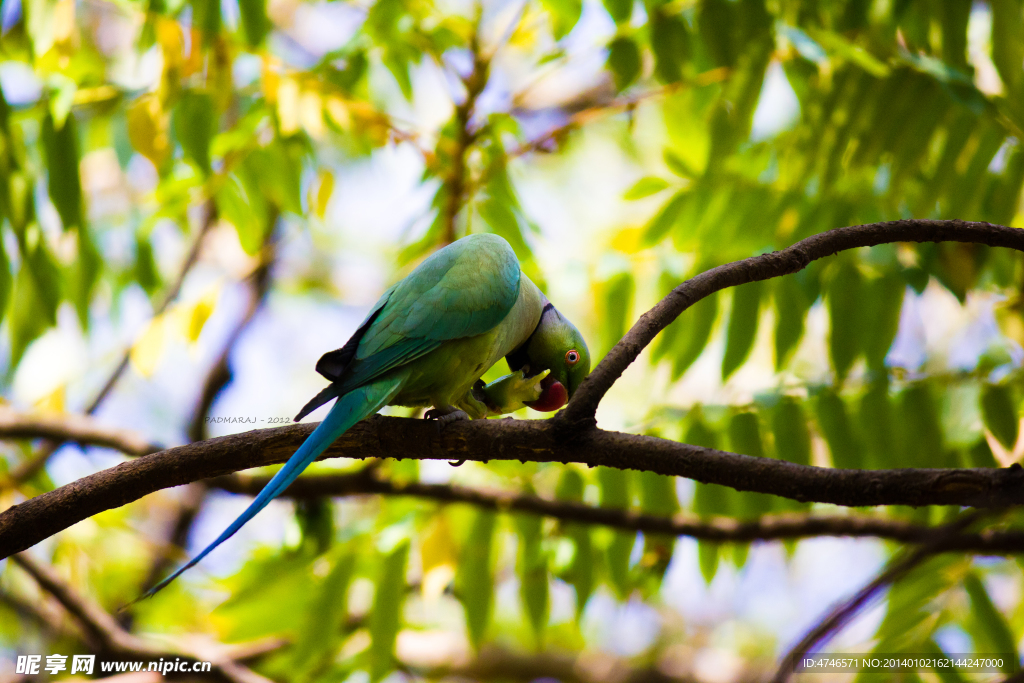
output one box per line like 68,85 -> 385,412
221,0 -> 239,31
933,624 -> 973,655
0,60 -> 42,105
0,0 -> 20,33
751,61 -> 801,141
989,138 -> 1017,174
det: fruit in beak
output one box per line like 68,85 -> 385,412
525,373 -> 567,412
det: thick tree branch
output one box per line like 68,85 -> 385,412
7,222 -> 1024,557
5,416 -> 1024,559
562,219 -> 1024,425
210,469 -> 1024,551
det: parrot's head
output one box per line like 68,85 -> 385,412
508,303 -> 591,412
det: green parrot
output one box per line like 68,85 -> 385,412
142,233 -> 590,597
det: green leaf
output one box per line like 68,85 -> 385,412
637,470 -> 678,588
134,232 -> 161,296
963,572 -> 1017,670
663,150 -> 696,178
686,413 -> 726,582
900,383 -> 946,468
602,0 -> 631,24
191,0 -> 221,41
728,411 -> 774,518
859,377 -> 895,469
624,176 -> 669,200
41,112 -> 82,231
697,0 -> 736,68
598,467 -> 633,599
773,275 -> 811,370
540,0 -> 583,40
11,227 -> 62,367
722,280 -> 763,380
607,36 -> 641,91
650,8 -> 691,84
555,469 -> 594,617
68,225 -> 100,329
456,510 -> 496,649
600,271 -> 634,358
174,90 -> 217,176
217,174 -> 266,255
290,551 -> 357,677
939,0 -> 971,72
238,0 -> 270,47
828,258 -> 863,382
369,539 -> 409,681
698,542 -> 720,584
515,512 -> 549,641
0,228 -> 11,329
673,291 -> 719,379
991,0 -> 1024,97
816,389 -> 862,469
772,398 -> 810,466
643,190 -> 688,245
980,384 -> 1018,451
862,270 -> 905,369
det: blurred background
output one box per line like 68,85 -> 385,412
1,0 -> 1024,679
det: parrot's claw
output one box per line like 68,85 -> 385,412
424,407 -> 471,424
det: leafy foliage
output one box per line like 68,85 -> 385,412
1,0 -> 1024,678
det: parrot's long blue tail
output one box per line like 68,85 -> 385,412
136,376 -> 404,602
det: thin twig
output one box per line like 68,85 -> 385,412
142,213 -> 279,595
209,469 -> 1024,551
10,553 -> 274,683
3,203 -> 218,488
439,30 -> 490,245
770,510 -> 991,683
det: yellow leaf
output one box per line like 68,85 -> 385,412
35,385 -> 65,413
325,96 -> 351,131
178,285 -> 219,343
420,514 -> 457,600
130,315 -> 170,377
127,94 -> 171,169
52,0 -> 75,45
277,78 -> 300,135
312,169 -> 334,218
300,89 -> 325,138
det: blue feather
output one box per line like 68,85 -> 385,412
137,375 -> 404,601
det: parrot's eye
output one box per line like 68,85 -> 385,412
565,350 -> 580,365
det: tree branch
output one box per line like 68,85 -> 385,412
2,203 -> 218,488
9,553 -> 274,683
5,415 -> 1024,559
209,469 -> 1024,551
0,407 -> 161,456
561,219 -> 1024,425
770,510 -> 990,683
7,222 -> 1024,557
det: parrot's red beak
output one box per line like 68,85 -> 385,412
525,373 -> 567,412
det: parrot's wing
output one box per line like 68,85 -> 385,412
299,235 -> 521,419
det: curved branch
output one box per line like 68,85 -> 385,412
210,470 -> 1024,551
0,407 -> 161,456
770,510 -> 990,683
562,219 -> 1024,425
11,553 -> 273,683
4,416 -> 1024,559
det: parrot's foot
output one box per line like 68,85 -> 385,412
424,405 -> 470,467
424,406 -> 471,424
